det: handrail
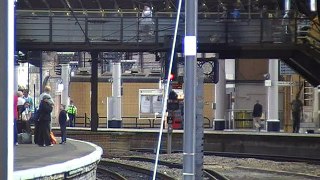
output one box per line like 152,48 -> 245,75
73,114 -> 218,129
73,115 -> 154,128
16,15 -> 312,46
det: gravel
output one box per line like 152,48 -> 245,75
104,152 -> 320,179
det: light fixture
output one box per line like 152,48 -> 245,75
310,0 -> 317,11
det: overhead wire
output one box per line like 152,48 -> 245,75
152,0 -> 182,179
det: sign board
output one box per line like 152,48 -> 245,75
277,81 -> 296,86
280,61 -> 296,75
139,89 -> 163,119
264,80 -> 272,87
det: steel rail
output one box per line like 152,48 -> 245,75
121,156 -> 229,180
99,160 -> 176,180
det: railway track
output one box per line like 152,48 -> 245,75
97,160 -> 175,180
98,154 -> 320,179
131,148 -> 320,165
204,164 -> 320,179
203,151 -> 320,165
120,156 -> 228,180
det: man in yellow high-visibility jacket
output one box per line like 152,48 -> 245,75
67,100 -> 77,127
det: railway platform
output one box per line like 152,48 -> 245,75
14,138 -> 103,180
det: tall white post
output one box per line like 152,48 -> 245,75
14,63 -> 19,92
108,62 -> 122,127
184,0 -> 197,179
267,59 -> 280,131
61,64 -> 70,107
214,59 -> 226,130
0,0 -> 14,179
285,0 -> 291,11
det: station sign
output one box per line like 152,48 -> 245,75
277,81 -> 296,86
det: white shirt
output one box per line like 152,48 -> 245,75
17,97 -> 26,106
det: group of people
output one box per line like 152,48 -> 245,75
252,96 -> 303,133
14,89 -> 34,145
14,85 -> 77,146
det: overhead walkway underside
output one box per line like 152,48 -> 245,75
16,14 -> 320,87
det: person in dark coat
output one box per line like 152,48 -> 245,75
37,95 -> 53,147
291,96 -> 303,133
59,104 -> 68,144
252,100 -> 263,131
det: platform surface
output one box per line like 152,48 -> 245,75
14,138 -> 102,179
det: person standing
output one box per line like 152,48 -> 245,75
37,95 -> 53,147
252,100 -> 263,131
59,104 -> 68,144
291,96 -> 303,133
23,89 -> 33,112
21,102 -> 31,133
67,100 -> 77,127
39,86 -> 54,106
17,91 -> 26,133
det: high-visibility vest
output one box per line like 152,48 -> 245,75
67,105 -> 77,115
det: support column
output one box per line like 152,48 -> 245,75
184,0 -> 197,179
195,67 -> 204,178
14,62 -> 19,92
90,51 -> 99,131
61,64 -> 70,107
267,59 -> 280,131
0,0 -> 14,178
108,61 -> 122,128
313,87 -> 319,128
214,59 -> 226,130
284,75 -> 292,132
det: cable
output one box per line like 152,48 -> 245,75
152,0 -> 182,179
64,0 -> 90,43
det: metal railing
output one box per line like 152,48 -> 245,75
73,113 -> 213,129
16,14 -> 312,46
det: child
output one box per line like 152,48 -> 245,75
58,104 -> 68,144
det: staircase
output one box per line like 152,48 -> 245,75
303,81 -> 313,106
282,44 -> 320,87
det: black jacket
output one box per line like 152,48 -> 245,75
252,103 -> 263,117
38,100 -> 53,122
59,110 -> 67,125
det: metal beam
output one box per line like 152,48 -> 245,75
64,0 -> 72,9
16,42 -> 297,58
